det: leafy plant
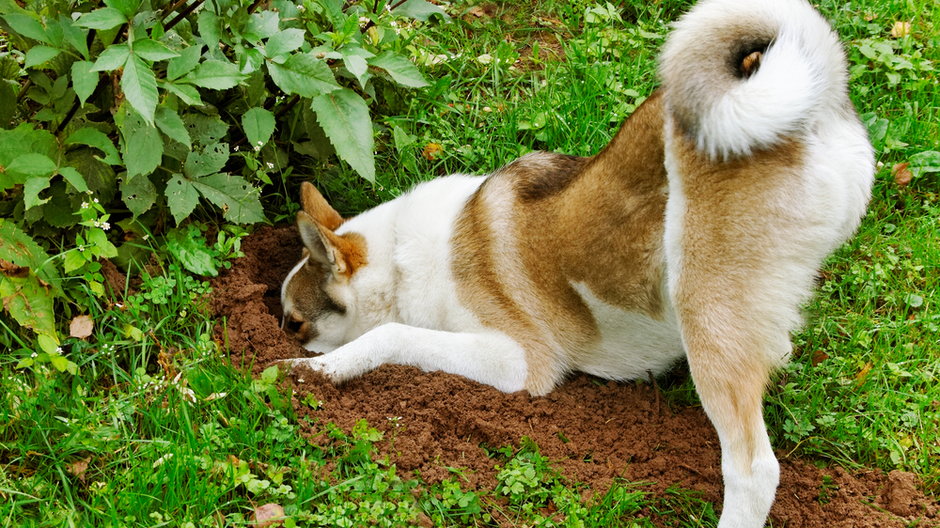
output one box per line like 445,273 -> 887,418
0,0 -> 442,356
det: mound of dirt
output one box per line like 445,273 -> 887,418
212,226 -> 939,527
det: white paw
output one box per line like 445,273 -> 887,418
282,349 -> 377,384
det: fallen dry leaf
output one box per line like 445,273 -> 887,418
421,142 -> 444,161
892,162 -> 912,187
69,315 -> 94,339
855,361 -> 874,386
467,5 -> 487,18
252,503 -> 285,527
811,350 -> 829,366
67,456 -> 91,483
891,20 -> 911,38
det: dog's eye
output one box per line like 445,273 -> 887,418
283,313 -> 305,334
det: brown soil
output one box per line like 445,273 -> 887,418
212,226 -> 940,527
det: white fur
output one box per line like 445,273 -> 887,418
289,175 -> 532,391
661,0 -> 849,159
570,282 -> 684,379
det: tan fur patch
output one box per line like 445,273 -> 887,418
667,122 -> 807,464
452,91 -> 669,395
301,182 -> 344,230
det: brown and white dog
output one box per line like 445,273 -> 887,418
280,0 -> 874,526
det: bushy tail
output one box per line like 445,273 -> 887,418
659,0 -> 849,159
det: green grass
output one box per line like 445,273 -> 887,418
2,0 -> 939,525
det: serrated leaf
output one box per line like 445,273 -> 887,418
166,173 -> 200,224
63,248 -> 89,273
132,38 -> 179,61
120,174 -> 156,217
183,114 -> 228,146
167,45 -> 203,80
184,143 -> 228,178
122,114 -> 163,178
91,44 -> 130,72
58,166 -> 90,193
268,53 -> 340,98
342,52 -> 369,87
0,219 -> 58,290
75,7 -> 127,30
122,55 -> 158,125
58,15 -> 90,59
105,0 -> 142,18
191,173 -> 264,224
391,0 -> 449,21
185,59 -> 246,90
155,106 -> 192,149
246,11 -> 279,41
165,226 -> 218,276
311,89 -> 375,182
6,153 -> 57,182
23,177 -> 52,209
242,107 -> 275,148
66,127 -> 122,165
0,274 -> 56,338
71,61 -> 98,106
85,227 -> 118,258
368,52 -> 428,88
25,46 -> 62,68
161,81 -> 203,106
265,28 -> 305,59
197,9 -> 220,49
2,14 -> 50,43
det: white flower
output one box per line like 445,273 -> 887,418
233,145 -> 239,152
30,352 -> 38,358
56,346 -> 63,353
297,3 -> 305,12
266,162 -> 274,169
81,201 -> 90,209
476,53 -> 493,65
93,198 -> 99,203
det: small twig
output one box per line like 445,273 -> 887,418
165,0 -> 206,32
361,0 -> 409,32
15,78 -> 31,103
161,0 -> 190,18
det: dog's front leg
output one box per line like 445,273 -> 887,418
286,323 -> 529,393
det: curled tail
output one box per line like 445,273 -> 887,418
660,0 -> 849,159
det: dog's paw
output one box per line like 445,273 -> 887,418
281,350 -> 376,384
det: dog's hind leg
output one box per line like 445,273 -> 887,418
677,315 -> 781,528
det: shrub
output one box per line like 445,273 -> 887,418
0,0 -> 442,362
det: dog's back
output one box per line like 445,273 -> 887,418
451,93 -> 685,396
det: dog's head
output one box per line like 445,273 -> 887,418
280,182 -> 367,351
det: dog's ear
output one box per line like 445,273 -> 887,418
297,211 -> 366,277
300,182 -> 344,231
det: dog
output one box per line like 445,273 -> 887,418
279,0 -> 874,526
